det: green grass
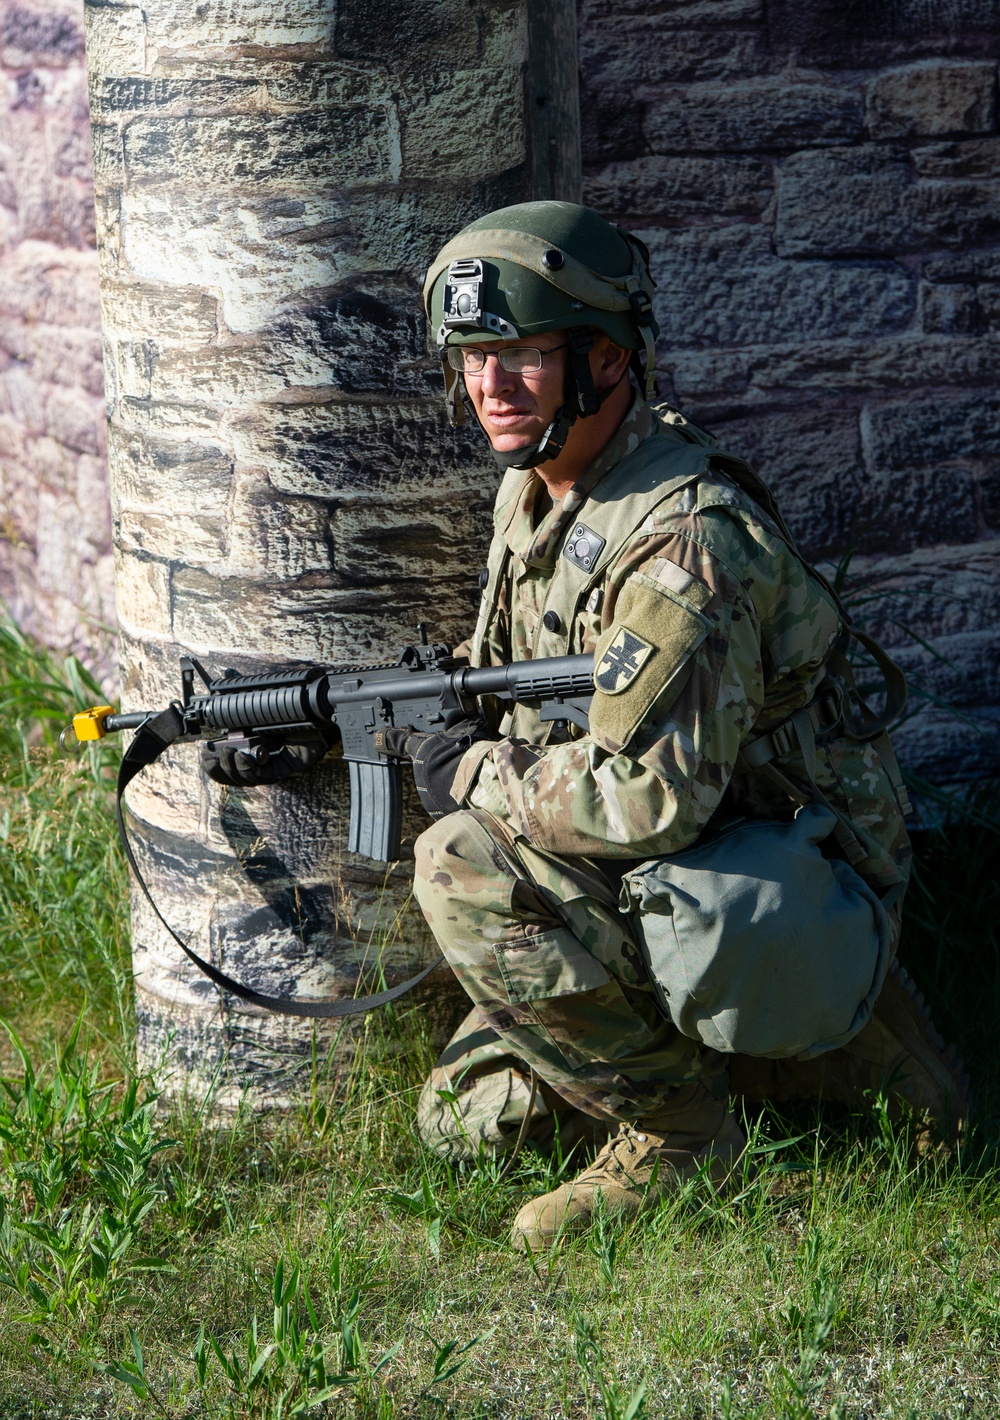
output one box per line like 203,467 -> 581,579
1,617 -> 1000,1418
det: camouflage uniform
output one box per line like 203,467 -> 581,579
414,397 -> 911,1159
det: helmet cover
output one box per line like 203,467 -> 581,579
423,201 -> 659,428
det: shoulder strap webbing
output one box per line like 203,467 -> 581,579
737,698 -> 869,866
707,450 -> 913,829
710,452 -> 908,741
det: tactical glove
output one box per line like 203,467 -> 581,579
377,720 -> 494,819
201,726 -> 334,788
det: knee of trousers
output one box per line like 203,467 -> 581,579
416,1061 -> 527,1159
412,809 -> 514,919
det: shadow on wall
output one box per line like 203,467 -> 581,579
578,0 -> 1000,787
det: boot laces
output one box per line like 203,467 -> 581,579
585,1124 -> 653,1180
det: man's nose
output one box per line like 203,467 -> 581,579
478,352 -> 516,397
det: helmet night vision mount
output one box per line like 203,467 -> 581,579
423,201 -> 660,473
440,258 -> 516,339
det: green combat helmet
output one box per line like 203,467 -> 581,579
422,201 -> 660,471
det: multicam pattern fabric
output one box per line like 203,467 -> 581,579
413,808 -> 730,1128
466,400 -> 910,889
490,400 -> 655,668
510,399 -> 653,571
415,1004 -> 611,1160
412,397 -> 912,1152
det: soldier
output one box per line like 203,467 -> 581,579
378,201 -> 968,1253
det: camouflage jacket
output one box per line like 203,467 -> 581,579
457,397 -> 910,892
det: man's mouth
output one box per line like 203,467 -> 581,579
483,407 -> 537,431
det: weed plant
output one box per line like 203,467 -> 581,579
0,616 -> 999,1417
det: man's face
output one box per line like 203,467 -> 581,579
458,331 -> 570,453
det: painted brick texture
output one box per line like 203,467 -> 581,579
0,0 -> 113,668
579,0 -> 1000,789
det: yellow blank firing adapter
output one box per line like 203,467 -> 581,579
69,706 -> 115,743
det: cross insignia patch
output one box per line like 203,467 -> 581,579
595,627 -> 654,694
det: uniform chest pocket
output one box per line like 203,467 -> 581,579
575,595 -> 605,656
590,569 -> 714,754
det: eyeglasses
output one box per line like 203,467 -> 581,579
445,343 -> 568,375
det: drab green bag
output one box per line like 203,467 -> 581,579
621,805 -> 894,1060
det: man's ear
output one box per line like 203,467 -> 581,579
592,335 -> 631,393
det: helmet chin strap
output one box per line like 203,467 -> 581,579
489,405 -> 576,472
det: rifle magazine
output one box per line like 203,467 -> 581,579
348,759 -> 404,861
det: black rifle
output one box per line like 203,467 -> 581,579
70,639 -> 596,862
65,642 -> 596,1019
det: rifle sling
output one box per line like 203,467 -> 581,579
115,710 -> 444,1019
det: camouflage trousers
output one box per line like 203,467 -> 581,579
412,808 -> 729,1159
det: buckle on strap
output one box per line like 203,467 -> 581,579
628,289 -> 655,327
738,683 -> 845,773
769,721 -> 795,760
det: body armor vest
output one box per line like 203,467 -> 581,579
471,414 -> 778,742
472,425 -> 714,719
469,407 -> 911,878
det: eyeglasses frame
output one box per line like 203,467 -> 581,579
445,342 -> 570,376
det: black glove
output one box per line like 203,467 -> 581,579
201,726 -> 333,788
377,719 -> 494,819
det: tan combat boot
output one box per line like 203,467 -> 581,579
728,960 -> 971,1148
511,1081 -> 746,1252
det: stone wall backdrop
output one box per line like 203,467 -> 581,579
579,0 -> 1000,795
0,0 -> 112,668
3,0 -> 998,1103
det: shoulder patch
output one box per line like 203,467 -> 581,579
590,575 -> 712,753
595,628 -> 654,695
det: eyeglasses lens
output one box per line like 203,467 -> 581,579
446,348 -> 544,374
500,349 -> 543,373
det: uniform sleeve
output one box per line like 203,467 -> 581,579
463,525 -> 767,858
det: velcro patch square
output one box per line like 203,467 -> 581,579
562,522 -> 607,573
595,627 -> 654,694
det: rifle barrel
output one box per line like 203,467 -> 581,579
106,711 -> 153,732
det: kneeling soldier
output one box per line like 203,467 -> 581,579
387,201 -> 967,1252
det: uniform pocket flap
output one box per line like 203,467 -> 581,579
494,929 -> 610,1004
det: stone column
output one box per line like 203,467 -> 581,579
85,0 -> 540,1105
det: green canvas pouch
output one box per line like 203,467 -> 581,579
621,805 -> 893,1060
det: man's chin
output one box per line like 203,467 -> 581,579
487,431 -> 542,453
